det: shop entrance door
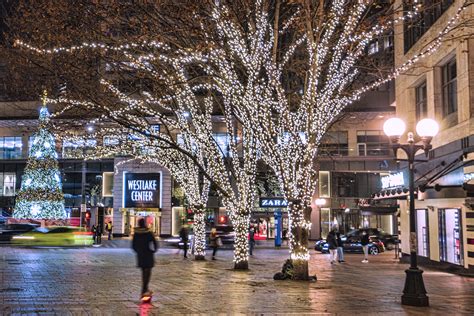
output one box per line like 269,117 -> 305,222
439,208 -> 463,265
125,210 -> 161,236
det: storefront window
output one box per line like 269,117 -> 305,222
416,209 -> 429,257
320,207 -> 331,238
319,171 -> 330,198
0,136 -> 23,159
439,208 -> 463,265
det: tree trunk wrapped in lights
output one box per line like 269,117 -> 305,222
191,205 -> 207,260
13,95 -> 66,220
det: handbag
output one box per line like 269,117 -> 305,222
217,237 -> 223,247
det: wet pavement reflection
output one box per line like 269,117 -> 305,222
1,246 -> 473,314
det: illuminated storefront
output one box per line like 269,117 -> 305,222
112,158 -> 172,237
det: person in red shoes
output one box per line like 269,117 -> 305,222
132,218 -> 157,300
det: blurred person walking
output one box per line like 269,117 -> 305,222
106,221 -> 113,240
336,230 -> 345,263
327,228 -> 338,264
209,228 -> 220,260
249,227 -> 256,256
132,218 -> 158,299
361,231 -> 370,263
179,225 -> 189,259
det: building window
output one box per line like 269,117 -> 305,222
103,136 -> 120,146
0,136 -> 23,159
319,171 -> 330,198
62,139 -> 97,158
213,133 -> 231,157
442,57 -> 457,116
415,81 -> 427,120
356,131 -> 390,156
0,172 -> 16,196
404,0 -> 454,52
368,41 -> 379,55
319,131 -> 348,156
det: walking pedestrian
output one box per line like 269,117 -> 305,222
106,221 -> 113,240
361,231 -> 370,263
282,228 -> 288,246
336,230 -> 345,263
209,227 -> 219,260
179,225 -> 189,259
249,227 -> 256,256
327,228 -> 338,264
91,224 -> 97,244
132,218 -> 157,299
95,224 -> 102,244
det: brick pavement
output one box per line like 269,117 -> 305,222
1,245 -> 473,315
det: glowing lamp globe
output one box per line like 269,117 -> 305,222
416,118 -> 439,138
383,118 -> 406,137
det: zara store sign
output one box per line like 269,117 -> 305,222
259,197 -> 288,208
123,173 -> 161,208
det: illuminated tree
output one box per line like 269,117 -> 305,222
13,95 -> 66,219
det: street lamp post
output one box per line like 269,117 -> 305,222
383,117 -> 439,307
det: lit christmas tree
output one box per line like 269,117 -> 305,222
13,94 -> 66,219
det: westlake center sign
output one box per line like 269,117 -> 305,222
123,173 -> 161,208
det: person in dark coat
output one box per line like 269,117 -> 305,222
132,218 -> 157,296
336,230 -> 345,263
249,227 -> 256,256
326,228 -> 338,264
91,224 -> 97,244
209,227 -> 219,260
95,224 -> 102,244
179,226 -> 189,259
361,231 -> 370,263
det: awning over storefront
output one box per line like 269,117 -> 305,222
371,188 -> 409,200
360,206 -> 399,216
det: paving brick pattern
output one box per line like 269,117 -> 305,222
1,246 -> 473,315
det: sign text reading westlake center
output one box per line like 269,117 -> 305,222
124,173 -> 161,208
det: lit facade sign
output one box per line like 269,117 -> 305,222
381,172 -> 405,189
259,197 -> 288,208
123,173 -> 161,208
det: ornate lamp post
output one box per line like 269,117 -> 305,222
383,117 -> 439,307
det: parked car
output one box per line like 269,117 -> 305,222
314,239 -> 329,253
0,223 -> 39,242
11,226 -> 93,246
314,235 -> 385,255
343,235 -> 385,255
346,228 -> 398,250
